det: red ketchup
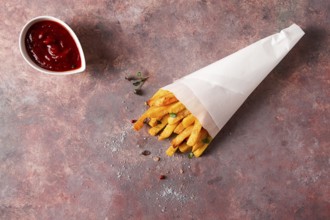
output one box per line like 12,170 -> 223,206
25,20 -> 81,71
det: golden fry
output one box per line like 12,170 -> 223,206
158,122 -> 179,140
169,102 -> 186,114
168,109 -> 190,125
191,129 -> 208,152
187,120 -> 202,146
146,89 -> 169,106
133,107 -> 156,131
173,122 -> 184,134
133,120 -> 144,131
134,105 -> 171,130
148,118 -> 159,127
150,93 -> 178,107
182,114 -> 196,128
193,135 -> 212,157
148,104 -> 175,119
148,115 -> 169,136
178,143 -> 191,153
171,125 -> 193,147
166,145 -> 178,156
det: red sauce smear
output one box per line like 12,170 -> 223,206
25,20 -> 81,71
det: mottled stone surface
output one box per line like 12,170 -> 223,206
1,0 -> 329,219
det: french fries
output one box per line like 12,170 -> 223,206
168,109 -> 190,124
174,122 -> 184,134
158,122 -> 179,140
148,118 -> 159,127
178,143 -> 191,153
133,89 -> 212,157
171,125 -> 194,147
166,145 -> 178,156
182,114 -> 195,128
150,93 -> 178,107
148,115 -> 170,136
186,119 -> 202,146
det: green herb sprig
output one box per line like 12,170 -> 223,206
202,138 -> 210,144
169,113 -> 177,118
125,71 -> 149,95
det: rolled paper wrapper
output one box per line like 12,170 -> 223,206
162,24 -> 305,138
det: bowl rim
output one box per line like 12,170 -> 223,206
19,15 -> 86,75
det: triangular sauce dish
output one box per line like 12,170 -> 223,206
19,16 -> 86,75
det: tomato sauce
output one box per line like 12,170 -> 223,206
25,20 -> 81,71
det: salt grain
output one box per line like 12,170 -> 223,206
159,187 -> 188,203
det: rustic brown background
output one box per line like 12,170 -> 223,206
1,0 -> 329,219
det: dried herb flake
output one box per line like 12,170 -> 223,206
125,71 -> 149,95
202,138 -> 210,144
169,113 -> 177,118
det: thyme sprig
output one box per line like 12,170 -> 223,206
125,71 -> 149,95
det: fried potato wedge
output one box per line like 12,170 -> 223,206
169,102 -> 186,114
173,122 -> 185,134
168,109 -> 190,125
158,122 -> 179,140
182,114 -> 196,128
178,143 -> 192,153
166,145 -> 178,156
171,125 -> 194,147
148,118 -> 159,127
187,119 -> 202,146
193,136 -> 212,158
150,93 -> 178,107
148,115 -> 169,136
146,89 -> 170,106
191,129 -> 208,152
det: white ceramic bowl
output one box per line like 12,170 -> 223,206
19,16 -> 86,75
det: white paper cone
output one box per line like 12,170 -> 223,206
163,24 -> 305,138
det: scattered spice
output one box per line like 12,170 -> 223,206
159,175 -> 166,180
125,71 -> 149,95
134,89 -> 143,95
141,150 -> 151,156
131,119 -> 137,123
153,156 -> 160,161
188,152 -> 194,159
